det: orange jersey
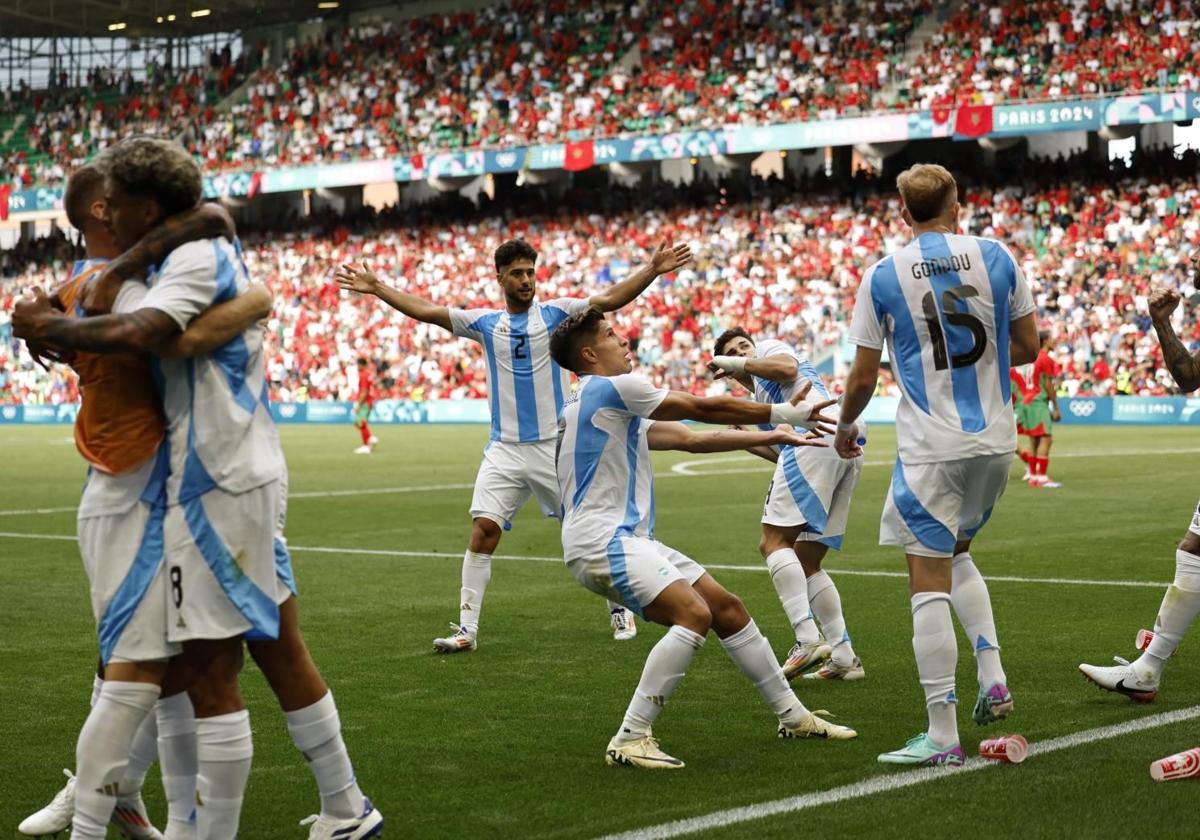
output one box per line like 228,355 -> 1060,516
58,260 -> 165,475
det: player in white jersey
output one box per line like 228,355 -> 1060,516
336,239 -> 692,652
709,328 -> 866,681
833,164 -> 1039,767
549,306 -> 858,768
1079,264 -> 1200,704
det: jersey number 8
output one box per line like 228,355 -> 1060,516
921,285 -> 986,371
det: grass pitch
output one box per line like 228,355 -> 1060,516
2,424 -> 1200,838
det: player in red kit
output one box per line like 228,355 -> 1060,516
354,357 -> 379,454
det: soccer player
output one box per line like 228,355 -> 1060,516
1010,367 -> 1035,481
14,138 -> 287,839
550,306 -> 857,769
709,328 -> 866,680
336,239 -> 692,651
1079,277 -> 1200,703
832,163 -> 1039,767
353,357 -> 379,454
1021,332 -> 1062,487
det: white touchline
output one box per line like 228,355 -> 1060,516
0,533 -> 1167,589
594,705 -> 1200,840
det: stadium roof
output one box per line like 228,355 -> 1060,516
0,1 -> 382,38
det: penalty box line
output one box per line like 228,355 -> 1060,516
0,532 -> 1171,589
594,705 -> 1200,840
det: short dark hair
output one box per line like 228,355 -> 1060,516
1039,330 -> 1052,345
64,163 -> 107,231
549,305 -> 606,373
713,326 -> 752,356
357,357 -> 368,367
494,239 -> 538,272
100,137 -> 202,216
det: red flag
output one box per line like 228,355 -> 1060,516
0,184 -> 10,221
954,104 -> 993,138
932,105 -> 951,125
563,139 -> 595,172
409,153 -> 424,172
247,171 -> 263,199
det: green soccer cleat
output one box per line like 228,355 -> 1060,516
878,733 -> 964,766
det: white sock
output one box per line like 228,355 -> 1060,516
807,570 -> 855,665
195,710 -> 253,840
286,691 -> 366,820
459,550 -> 491,634
615,625 -> 705,743
720,619 -> 808,727
120,705 -> 159,795
1135,550 -> 1200,681
72,681 -> 161,840
950,552 -> 1006,688
911,592 -> 958,748
90,674 -> 104,707
766,548 -> 819,643
156,692 -> 198,832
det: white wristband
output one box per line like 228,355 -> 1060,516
710,355 -> 747,375
836,420 -> 856,434
770,400 -> 819,430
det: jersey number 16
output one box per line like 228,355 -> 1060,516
922,285 -> 986,371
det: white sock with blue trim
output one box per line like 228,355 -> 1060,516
912,592 -> 958,748
766,548 -> 819,643
615,625 -> 705,744
286,691 -> 366,819
950,552 -> 1006,689
459,551 -> 491,634
807,570 -> 856,666
720,619 -> 808,728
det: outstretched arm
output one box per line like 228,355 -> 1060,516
83,203 -> 236,314
335,262 -> 452,332
1149,288 -> 1200,392
647,421 -> 822,453
158,283 -> 273,358
648,380 -> 836,432
709,353 -> 799,382
589,242 -> 692,312
14,288 -> 179,353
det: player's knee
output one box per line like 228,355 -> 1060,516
677,596 -> 712,635
471,517 -> 502,545
711,592 -> 749,634
1179,532 -> 1200,556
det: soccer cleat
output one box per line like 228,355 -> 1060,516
432,622 -> 477,654
781,638 -> 832,680
803,656 -> 866,681
111,792 -> 164,840
162,821 -> 197,840
18,769 -> 75,837
299,798 -> 384,840
973,682 -> 1014,726
778,709 -> 858,740
878,733 -> 964,766
368,435 -> 379,447
1079,656 -> 1159,703
1020,469 -> 1032,482
1041,479 -> 1062,488
605,733 -> 684,769
611,608 -> 637,641
353,445 -> 372,455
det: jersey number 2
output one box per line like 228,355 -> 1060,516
513,335 -> 528,360
921,286 -> 986,371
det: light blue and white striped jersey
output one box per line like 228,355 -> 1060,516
850,232 -> 1035,465
450,297 -> 590,443
556,373 -> 668,559
137,237 -> 286,505
748,338 -> 840,453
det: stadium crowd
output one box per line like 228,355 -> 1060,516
2,145 -> 1198,407
5,0 -> 1200,188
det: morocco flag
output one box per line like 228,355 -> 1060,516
0,183 -> 10,221
563,139 -> 595,172
954,104 -> 994,138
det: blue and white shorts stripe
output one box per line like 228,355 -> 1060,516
566,536 -> 706,618
880,453 -> 1012,558
79,501 -> 181,665
761,447 -> 863,550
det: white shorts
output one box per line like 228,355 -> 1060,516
762,446 -> 863,549
567,535 -> 707,618
470,439 -> 559,530
880,453 -> 1013,558
78,502 -> 180,666
163,480 -> 284,643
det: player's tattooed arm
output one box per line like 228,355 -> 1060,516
83,203 -> 235,313
14,289 -> 180,354
589,241 -> 692,312
1149,288 -> 1200,392
158,283 -> 272,358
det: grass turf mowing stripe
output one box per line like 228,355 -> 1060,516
595,705 -> 1200,840
0,532 -> 1167,588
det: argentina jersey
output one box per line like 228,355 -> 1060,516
139,236 -> 285,505
450,297 -> 590,443
749,339 -> 839,447
556,373 -> 668,559
850,232 -> 1035,464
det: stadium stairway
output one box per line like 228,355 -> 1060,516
880,0 -> 965,105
